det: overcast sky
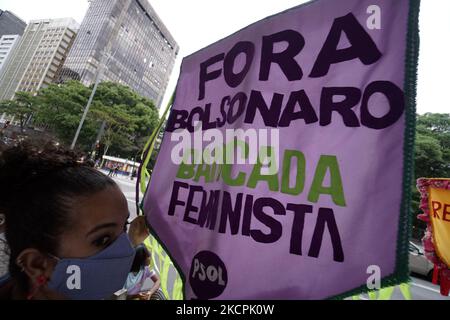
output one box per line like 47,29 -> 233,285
1,0 -> 448,115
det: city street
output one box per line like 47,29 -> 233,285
355,276 -> 450,300
407,276 -> 450,300
107,170 -> 144,221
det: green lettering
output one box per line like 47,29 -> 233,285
308,155 -> 346,206
281,150 -> 305,195
176,162 -> 196,180
194,164 -> 213,183
247,147 -> 279,191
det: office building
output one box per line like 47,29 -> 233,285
0,18 -> 79,100
0,9 -> 27,37
0,35 -> 20,74
57,0 -> 179,107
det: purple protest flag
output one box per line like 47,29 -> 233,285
143,0 -> 420,299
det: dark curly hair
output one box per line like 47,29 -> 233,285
130,244 -> 150,273
0,141 -> 116,291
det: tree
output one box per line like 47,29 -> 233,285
411,113 -> 450,239
0,92 -> 38,133
32,80 -> 160,158
415,113 -> 450,179
93,82 -> 159,159
33,81 -> 97,149
91,102 -> 138,160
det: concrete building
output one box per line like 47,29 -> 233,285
0,18 -> 79,100
0,35 -> 21,74
57,0 -> 179,107
0,9 -> 27,37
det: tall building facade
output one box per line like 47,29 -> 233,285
0,9 -> 27,37
57,0 -> 179,107
0,35 -> 21,74
0,18 -> 79,100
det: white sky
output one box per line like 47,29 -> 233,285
1,0 -> 448,115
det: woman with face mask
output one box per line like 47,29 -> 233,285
0,142 -> 135,300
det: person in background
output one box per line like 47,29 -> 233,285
107,165 -> 115,177
0,141 -> 135,300
124,244 -> 164,300
128,216 -> 150,247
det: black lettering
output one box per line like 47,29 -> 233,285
198,190 -> 221,230
199,53 -> 225,100
219,192 -> 243,235
361,81 -> 405,129
224,41 -> 255,88
310,13 -> 382,78
250,197 -> 285,243
202,104 -> 217,130
279,90 -> 318,127
245,90 -> 283,127
183,185 -> 205,225
166,109 -> 188,132
218,96 -> 230,127
227,92 -> 248,124
242,194 -> 254,237
187,107 -> 204,132
260,30 -> 304,81
308,207 -> 344,262
168,181 -> 189,216
287,204 -> 312,255
320,87 -> 361,127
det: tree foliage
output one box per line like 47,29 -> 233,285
411,113 -> 450,238
0,92 -> 38,133
28,80 -> 159,159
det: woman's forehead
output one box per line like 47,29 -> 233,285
69,186 -> 129,228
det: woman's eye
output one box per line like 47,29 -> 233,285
93,235 -> 111,247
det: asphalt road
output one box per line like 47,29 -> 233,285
107,171 -> 143,220
111,174 -> 450,300
406,275 -> 450,300
355,275 -> 450,300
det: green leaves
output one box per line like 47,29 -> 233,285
0,92 -> 38,133
33,81 -> 95,147
415,113 -> 450,180
87,82 -> 159,157
412,113 -> 450,237
0,80 -> 160,158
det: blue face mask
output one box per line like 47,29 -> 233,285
47,233 -> 135,300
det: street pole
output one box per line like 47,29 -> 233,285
70,65 -> 105,150
90,120 -> 107,159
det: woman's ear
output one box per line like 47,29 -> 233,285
16,249 -> 55,283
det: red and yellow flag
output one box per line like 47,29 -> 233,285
418,178 -> 450,296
